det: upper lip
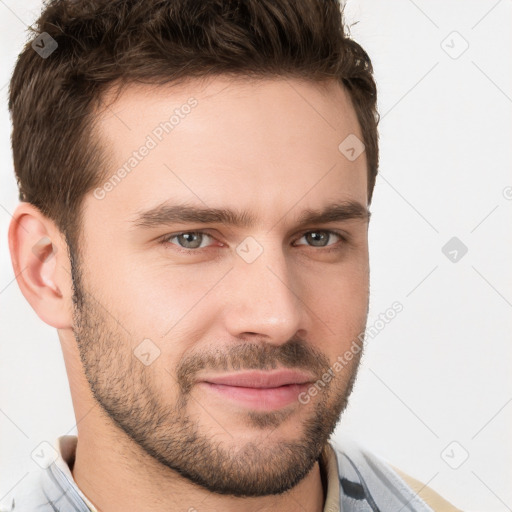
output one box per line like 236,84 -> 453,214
201,369 -> 315,388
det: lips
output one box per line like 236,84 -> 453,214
198,370 -> 315,411
200,369 -> 315,388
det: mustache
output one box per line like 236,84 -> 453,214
176,338 -> 330,394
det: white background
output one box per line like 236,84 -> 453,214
1,1 -> 511,511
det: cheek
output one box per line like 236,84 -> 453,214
301,260 -> 369,337
94,256 -> 228,353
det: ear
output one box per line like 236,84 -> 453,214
8,202 -> 74,329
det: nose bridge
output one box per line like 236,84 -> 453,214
223,236 -> 304,340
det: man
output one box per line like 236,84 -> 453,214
5,0 -> 460,510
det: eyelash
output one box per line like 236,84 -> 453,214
159,230 -> 348,254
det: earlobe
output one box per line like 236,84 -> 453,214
8,203 -> 73,329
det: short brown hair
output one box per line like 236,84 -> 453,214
9,0 -> 379,248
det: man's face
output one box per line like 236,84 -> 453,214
71,77 -> 370,497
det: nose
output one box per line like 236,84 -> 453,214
221,239 -> 307,345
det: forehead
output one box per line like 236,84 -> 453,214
87,76 -> 367,228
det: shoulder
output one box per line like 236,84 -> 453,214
391,466 -> 463,512
329,436 -> 462,512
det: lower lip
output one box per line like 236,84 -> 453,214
199,382 -> 311,411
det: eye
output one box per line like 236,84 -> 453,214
162,231 -> 217,250
294,230 -> 345,249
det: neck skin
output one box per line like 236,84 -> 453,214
62,338 -> 326,512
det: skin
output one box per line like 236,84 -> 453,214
9,76 -> 370,512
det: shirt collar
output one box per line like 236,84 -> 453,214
54,436 -> 98,511
319,441 -> 342,512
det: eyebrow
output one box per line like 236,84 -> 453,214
131,200 -> 370,230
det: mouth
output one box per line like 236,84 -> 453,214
198,369 -> 314,411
